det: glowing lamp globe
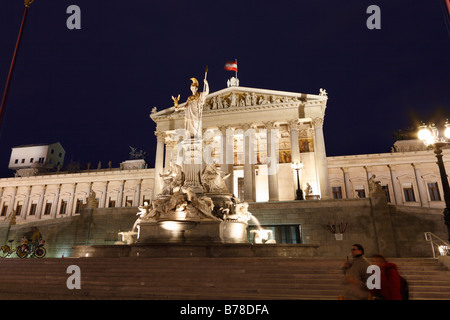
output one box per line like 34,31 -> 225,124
418,125 -> 432,142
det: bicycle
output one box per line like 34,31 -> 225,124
0,240 -> 17,258
16,238 -> 46,259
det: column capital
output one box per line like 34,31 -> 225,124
387,164 -> 396,170
340,167 -> 350,173
240,123 -> 254,131
288,119 -> 300,130
312,117 -> 324,128
263,121 -> 276,130
411,163 -> 421,169
217,125 -> 228,135
154,130 -> 166,142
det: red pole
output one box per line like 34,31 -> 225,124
0,1 -> 33,130
446,0 -> 450,19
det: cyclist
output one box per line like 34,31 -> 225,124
23,226 -> 43,246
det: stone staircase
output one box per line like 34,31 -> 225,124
0,257 -> 448,300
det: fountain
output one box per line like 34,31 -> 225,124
71,73 -> 319,258
118,75 -> 276,246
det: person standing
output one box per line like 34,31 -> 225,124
370,254 -> 403,300
341,244 -> 371,300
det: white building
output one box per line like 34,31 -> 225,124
151,85 -> 331,202
8,142 -> 66,177
0,82 -> 448,224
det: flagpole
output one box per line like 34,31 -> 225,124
0,0 -> 34,130
235,58 -> 238,80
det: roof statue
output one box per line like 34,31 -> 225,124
129,146 -> 148,160
319,88 -> 328,96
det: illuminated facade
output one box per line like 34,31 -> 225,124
0,85 -> 448,225
151,85 -> 331,202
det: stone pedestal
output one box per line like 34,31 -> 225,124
137,220 -> 222,243
181,138 -> 204,194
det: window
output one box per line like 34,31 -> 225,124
75,199 -> 83,213
51,149 -> 54,154
428,182 -> 441,201
142,196 -> 150,206
21,159 -> 25,163
332,186 -> 342,199
356,189 -> 366,198
247,225 -> 302,244
59,200 -> 67,214
30,158 -> 34,163
38,157 -> 45,163
125,196 -> 133,207
108,199 -> 116,208
403,187 -> 416,202
14,159 -> 18,164
29,203 -> 37,215
15,202 -> 23,216
1,205 -> 8,217
58,152 -> 62,157
382,185 -> 391,203
44,203 -> 52,215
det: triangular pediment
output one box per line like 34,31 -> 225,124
150,86 -> 327,120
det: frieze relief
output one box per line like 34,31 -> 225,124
203,91 -> 301,112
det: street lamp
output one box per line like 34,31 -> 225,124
291,161 -> 304,200
418,121 -> 450,242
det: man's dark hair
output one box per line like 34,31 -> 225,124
352,243 -> 364,255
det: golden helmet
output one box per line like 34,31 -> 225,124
190,77 -> 199,88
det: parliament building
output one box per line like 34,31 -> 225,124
0,81 -> 448,258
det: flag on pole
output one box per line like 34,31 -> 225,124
224,60 -> 238,72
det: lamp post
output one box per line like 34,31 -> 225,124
418,121 -> 450,242
291,161 -> 304,200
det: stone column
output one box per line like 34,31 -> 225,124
164,139 -> 176,170
219,126 -> 234,194
21,186 -> 31,219
312,117 -> 331,199
412,163 -> 429,207
7,187 -> 17,217
288,120 -> 301,163
68,183 -> 77,216
51,184 -> 61,218
118,180 -> 124,207
36,185 -> 46,219
341,167 -> 353,198
265,122 -> 279,201
243,124 -> 256,202
101,182 -> 108,208
364,166 -> 373,182
135,179 -> 142,206
387,165 -> 403,205
152,131 -> 166,199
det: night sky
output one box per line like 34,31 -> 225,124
0,0 -> 449,178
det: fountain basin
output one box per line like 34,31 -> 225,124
118,231 -> 138,244
157,220 -> 199,243
157,220 -> 198,232
136,220 -> 222,243
220,221 -> 249,243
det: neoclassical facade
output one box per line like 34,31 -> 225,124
0,84 -> 448,225
327,143 -> 450,209
0,168 -> 154,222
150,85 -> 331,202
